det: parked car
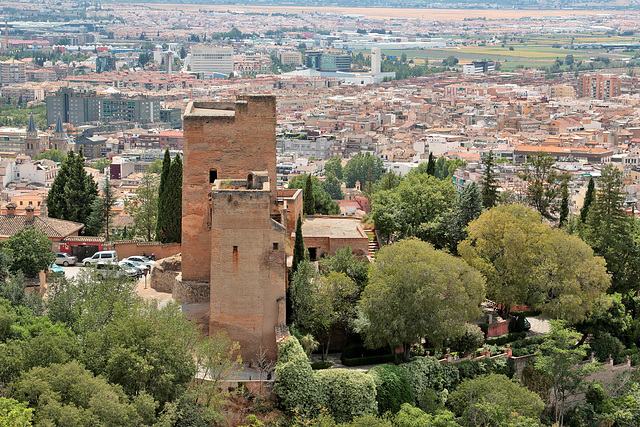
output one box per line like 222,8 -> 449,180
122,259 -> 149,273
49,263 -> 64,276
55,252 -> 77,266
83,250 -> 118,266
119,260 -> 146,277
125,256 -> 156,269
93,262 -> 137,280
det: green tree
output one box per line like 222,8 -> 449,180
371,174 -> 457,244
0,398 -> 33,427
325,156 -> 343,180
2,227 -> 55,278
439,182 -> 483,254
582,164 -> 640,294
448,374 -> 545,427
147,158 -> 163,174
33,149 -> 65,163
291,214 -> 306,274
318,246 -> 368,292
288,175 -> 340,215
89,157 -> 112,173
158,154 -> 182,243
126,171 -> 159,241
426,153 -> 436,176
434,157 -> 466,181
580,177 -> 595,223
85,175 -> 116,240
459,205 -> 610,321
519,152 -> 562,220
304,175 -> 316,215
343,152 -> 385,188
535,321 -> 596,426
47,149 -> 98,226
12,360 -> 158,426
559,176 -> 569,227
356,239 -> 485,361
322,173 -> 343,200
480,151 -> 499,209
156,149 -> 172,241
394,404 -> 460,427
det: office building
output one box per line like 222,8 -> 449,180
190,45 -> 234,78
0,59 -> 26,86
305,52 -> 351,72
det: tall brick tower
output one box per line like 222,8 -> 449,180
182,95 -> 285,360
24,112 -> 40,158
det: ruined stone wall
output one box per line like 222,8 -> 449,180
209,188 -> 286,361
182,95 -> 277,282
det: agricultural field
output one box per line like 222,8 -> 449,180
354,34 -> 638,71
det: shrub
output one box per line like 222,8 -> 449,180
394,404 -> 459,427
369,364 -> 414,414
273,337 -> 320,416
451,323 -> 484,356
315,369 -> 378,423
311,360 -> 333,370
590,332 -> 625,364
455,357 -> 512,380
342,354 -> 395,367
485,332 -> 526,346
400,357 -> 458,410
447,374 -> 545,424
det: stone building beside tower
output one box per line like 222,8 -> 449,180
182,95 -> 292,360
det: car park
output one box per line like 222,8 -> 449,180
55,252 -> 77,266
119,260 -> 146,277
93,262 -> 138,280
125,256 -> 156,269
83,250 -> 118,266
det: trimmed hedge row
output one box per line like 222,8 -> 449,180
342,354 -> 395,367
485,332 -> 527,346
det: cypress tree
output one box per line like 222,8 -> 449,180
292,214 -> 306,274
161,154 -> 182,243
156,148 -> 172,239
86,175 -> 116,239
303,175 -> 316,215
580,177 -> 595,223
47,148 -> 97,226
481,150 -> 499,209
446,182 -> 483,254
426,152 -> 435,176
559,178 -> 569,228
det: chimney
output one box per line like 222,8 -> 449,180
25,204 -> 35,220
5,202 -> 16,215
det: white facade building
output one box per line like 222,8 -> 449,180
190,45 -> 234,78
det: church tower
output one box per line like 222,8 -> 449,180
50,114 -> 68,154
24,112 -> 41,158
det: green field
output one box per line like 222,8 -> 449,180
353,34 -> 638,71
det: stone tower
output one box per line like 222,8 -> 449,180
182,95 -> 285,360
50,114 -> 68,154
24,112 -> 40,158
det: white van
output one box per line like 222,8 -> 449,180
83,250 -> 118,266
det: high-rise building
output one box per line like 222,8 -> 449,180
462,60 -> 495,74
190,45 -> 234,78
96,52 -> 116,73
46,88 -> 160,126
578,74 -> 621,100
371,47 -> 381,75
0,59 -> 26,86
305,52 -> 351,72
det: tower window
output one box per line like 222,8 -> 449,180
233,246 -> 238,253
209,169 -> 218,184
273,243 -> 278,250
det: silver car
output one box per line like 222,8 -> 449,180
55,252 -> 77,266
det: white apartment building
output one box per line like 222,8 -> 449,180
190,45 -> 234,78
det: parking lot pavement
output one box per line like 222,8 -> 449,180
62,265 -> 83,280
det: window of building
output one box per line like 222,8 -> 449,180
273,243 -> 278,250
233,246 -> 238,253
209,169 -> 217,184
